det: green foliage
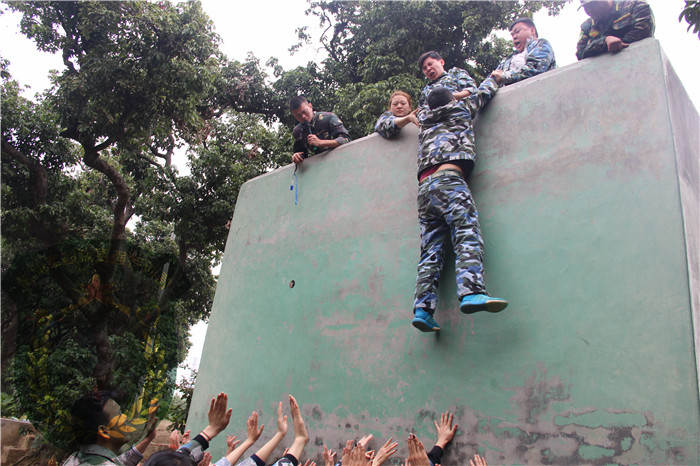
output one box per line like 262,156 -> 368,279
680,0 -> 700,39
1,391 -> 24,419
169,365 -> 197,433
273,0 -> 568,139
1,0 -> 287,450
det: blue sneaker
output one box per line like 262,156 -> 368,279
412,309 -> 440,332
460,294 -> 508,314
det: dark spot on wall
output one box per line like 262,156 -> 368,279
312,406 -> 322,420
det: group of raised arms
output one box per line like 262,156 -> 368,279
62,391 -> 487,466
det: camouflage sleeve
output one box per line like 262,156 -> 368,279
449,67 -> 478,95
502,39 -> 556,85
292,125 -> 307,155
374,111 -> 401,139
464,77 -> 499,116
327,114 -> 351,145
621,0 -> 655,44
576,21 -> 607,60
496,58 -> 507,72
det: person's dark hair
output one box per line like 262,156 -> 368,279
427,87 -> 454,110
509,17 -> 538,37
144,450 -> 196,466
418,51 -> 442,70
289,95 -> 308,111
70,390 -> 115,444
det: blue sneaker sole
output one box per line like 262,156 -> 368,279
460,299 -> 508,315
412,317 -> 440,332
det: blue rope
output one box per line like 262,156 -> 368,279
290,168 -> 298,205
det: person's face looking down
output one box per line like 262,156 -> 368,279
421,57 -> 445,81
390,95 -> 411,117
510,22 -> 537,53
291,102 -> 314,123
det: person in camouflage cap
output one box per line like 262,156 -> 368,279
496,17 -> 557,86
411,69 -> 508,333
290,95 -> 351,165
576,0 -> 655,60
417,51 -> 478,111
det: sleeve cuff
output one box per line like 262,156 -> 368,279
251,454 -> 266,466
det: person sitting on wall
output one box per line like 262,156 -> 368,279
496,17 -> 557,86
375,90 -> 419,139
576,0 -> 655,60
62,391 -> 158,466
411,76 -> 508,333
417,51 -> 477,110
290,96 -> 351,165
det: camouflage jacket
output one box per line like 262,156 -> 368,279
497,37 -> 557,86
61,445 -> 142,466
374,111 -> 402,139
292,111 -> 351,157
416,77 -> 499,179
418,68 -> 478,110
576,0 -> 655,60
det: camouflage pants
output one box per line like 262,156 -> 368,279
414,169 -> 486,314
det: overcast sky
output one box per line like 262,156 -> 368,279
1,0 -> 698,372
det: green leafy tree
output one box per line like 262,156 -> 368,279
680,0 -> 700,39
1,0 -> 284,450
276,0 -> 567,139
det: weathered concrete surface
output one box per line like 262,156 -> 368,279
189,39 -> 700,465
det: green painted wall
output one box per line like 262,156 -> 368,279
188,40 -> 700,465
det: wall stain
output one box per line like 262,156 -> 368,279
301,366 -> 696,465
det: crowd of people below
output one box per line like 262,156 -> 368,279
63,391 -> 486,466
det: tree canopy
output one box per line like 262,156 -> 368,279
1,0 -> 566,453
1,0 -> 286,450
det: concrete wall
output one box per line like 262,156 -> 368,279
188,39 -> 700,465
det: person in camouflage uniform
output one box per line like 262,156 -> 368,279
576,0 -> 655,61
417,51 -> 478,111
496,17 -> 557,86
374,90 -> 418,139
62,391 -> 156,466
411,69 -> 508,333
290,95 -> 351,165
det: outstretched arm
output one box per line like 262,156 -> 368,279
434,411 -> 457,449
406,434 -> 430,466
223,411 -> 265,465
371,438 -> 398,466
201,392 -> 233,442
322,445 -> 337,466
284,395 -> 309,461
254,402 -> 289,464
